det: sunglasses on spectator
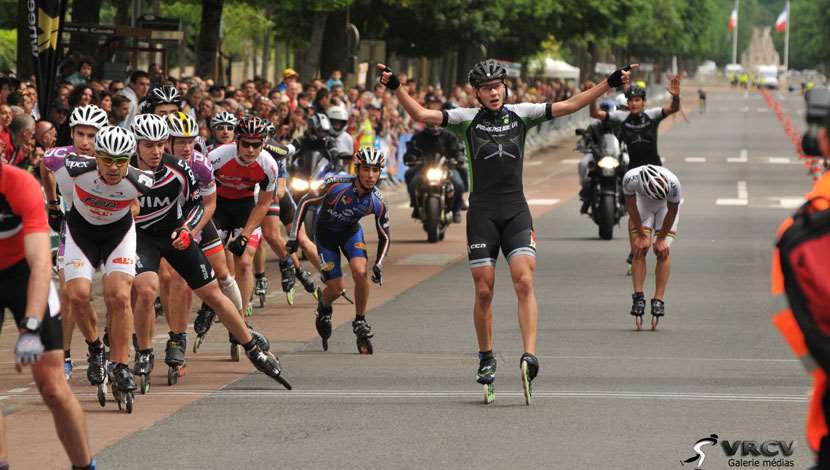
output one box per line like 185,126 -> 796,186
239,140 -> 263,149
96,153 -> 130,167
213,125 -> 234,132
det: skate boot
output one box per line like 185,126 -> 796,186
296,266 -> 319,299
352,317 -> 374,355
133,349 -> 154,394
193,303 -> 216,353
64,357 -> 73,382
279,260 -> 296,305
650,298 -> 665,331
154,296 -> 163,318
254,274 -> 268,308
86,340 -> 106,386
631,292 -> 646,330
229,325 -> 271,353
476,353 -> 497,404
520,353 -> 539,406
164,332 -> 187,386
315,299 -> 333,351
110,363 -> 136,413
71,458 -> 97,470
244,342 -> 292,390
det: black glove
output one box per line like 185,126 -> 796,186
286,238 -> 299,255
371,264 -> 382,286
47,206 -> 63,233
379,67 -> 400,90
227,234 -> 248,256
607,65 -> 632,88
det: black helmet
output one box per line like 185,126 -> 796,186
468,59 -> 507,87
141,85 -> 182,114
625,85 -> 647,100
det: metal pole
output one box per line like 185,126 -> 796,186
784,0 -> 790,72
731,0 -> 739,64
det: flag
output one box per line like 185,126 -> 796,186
775,3 -> 789,33
727,8 -> 738,33
27,0 -> 67,117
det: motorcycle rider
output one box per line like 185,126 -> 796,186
403,94 -> 467,223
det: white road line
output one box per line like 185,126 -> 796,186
527,198 -> 560,206
397,203 -> 410,209
716,181 -> 748,206
525,160 -> 543,166
740,106 -> 749,112
719,107 -> 729,112
768,157 -> 793,164
684,157 -> 707,163
0,389 -> 809,403
727,149 -> 748,163
7,388 -> 28,393
560,158 -> 580,164
757,108 -> 769,113
0,396 -> 7,401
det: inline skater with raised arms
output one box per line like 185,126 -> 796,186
287,147 -> 390,354
379,60 -> 635,404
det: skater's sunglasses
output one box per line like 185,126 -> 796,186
96,153 -> 130,167
239,139 -> 263,149
213,125 -> 234,132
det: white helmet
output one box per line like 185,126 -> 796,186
210,111 -> 238,129
131,114 -> 170,142
69,105 -> 108,129
638,164 -> 669,200
95,126 -> 136,157
326,106 -> 348,135
354,146 -> 385,168
615,94 -> 628,110
166,111 -> 199,138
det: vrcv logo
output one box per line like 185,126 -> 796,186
680,434 -> 796,468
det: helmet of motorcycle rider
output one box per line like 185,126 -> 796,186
308,113 -> 332,139
325,106 -> 348,136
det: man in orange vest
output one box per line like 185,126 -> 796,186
771,104 -> 830,469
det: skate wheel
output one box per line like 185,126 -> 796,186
193,336 -> 203,354
321,337 -> 328,352
357,338 -> 373,355
286,289 -> 295,305
230,344 -> 240,362
483,383 -> 495,404
125,392 -> 133,414
521,362 -> 533,406
258,293 -> 266,308
312,288 -> 321,301
97,385 -> 106,407
651,316 -> 660,331
275,374 -> 293,390
634,315 -> 643,331
168,367 -> 177,386
140,375 -> 150,395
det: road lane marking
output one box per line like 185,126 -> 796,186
7,388 -> 28,393
560,158 -> 580,164
768,157 -> 793,164
527,198 -> 560,206
757,108 -> 768,113
526,160 -> 543,166
396,254 -> 459,266
684,157 -> 707,163
716,181 -> 748,206
727,149 -> 748,163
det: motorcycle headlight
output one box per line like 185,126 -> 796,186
426,167 -> 445,184
310,179 -> 324,192
290,178 -> 310,191
597,156 -> 619,170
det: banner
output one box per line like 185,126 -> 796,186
727,8 -> 738,33
27,0 -> 67,117
775,3 -> 789,33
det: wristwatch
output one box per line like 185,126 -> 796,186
20,316 -> 41,333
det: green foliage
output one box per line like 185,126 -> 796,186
0,29 -> 15,71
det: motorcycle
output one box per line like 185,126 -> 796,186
409,151 -> 456,243
576,123 -> 627,240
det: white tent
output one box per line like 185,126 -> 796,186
531,58 -> 581,81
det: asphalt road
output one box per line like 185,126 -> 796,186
95,88 -> 815,469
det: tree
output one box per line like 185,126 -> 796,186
196,0 -> 223,79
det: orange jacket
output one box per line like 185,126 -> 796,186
771,171 -> 830,453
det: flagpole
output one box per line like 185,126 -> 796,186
731,0 -> 739,64
783,0 -> 790,72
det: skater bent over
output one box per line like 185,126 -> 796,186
287,147 -> 390,354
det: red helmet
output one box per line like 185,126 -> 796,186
236,116 -> 270,141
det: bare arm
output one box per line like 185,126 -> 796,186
662,75 -> 681,117
243,191 -> 272,239
192,190 -> 216,236
23,232 -> 52,322
625,195 -> 644,232
657,202 -> 679,238
377,64 -> 443,126
555,65 -> 637,117
40,162 -> 58,202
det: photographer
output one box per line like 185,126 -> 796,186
772,87 -> 830,470
403,95 -> 467,222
